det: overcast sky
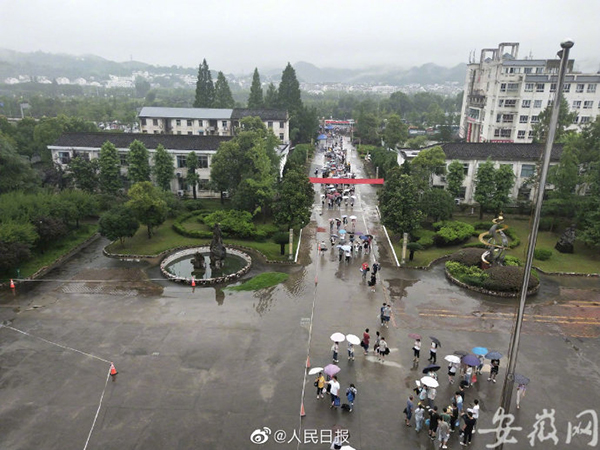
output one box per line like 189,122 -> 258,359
2,0 -> 599,74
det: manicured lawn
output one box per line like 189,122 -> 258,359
15,224 -> 99,279
106,218 -> 300,261
227,272 -> 289,291
392,213 -> 600,274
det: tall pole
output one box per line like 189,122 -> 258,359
497,39 -> 573,450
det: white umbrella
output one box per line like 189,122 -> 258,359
308,367 -> 324,375
341,215 -> 348,218
341,446 -> 356,450
346,334 -> 361,345
444,355 -> 461,364
349,215 -> 357,220
351,195 -> 357,199
420,376 -> 439,388
330,332 -> 346,342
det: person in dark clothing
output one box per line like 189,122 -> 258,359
460,410 -> 476,446
428,406 -> 440,441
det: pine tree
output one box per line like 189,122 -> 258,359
194,59 -> 215,108
277,63 -> 302,115
152,144 -> 174,191
247,68 -> 264,108
264,83 -> 278,108
98,141 -> 122,195
214,72 -> 235,108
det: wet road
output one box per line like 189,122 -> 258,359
1,137 -> 599,450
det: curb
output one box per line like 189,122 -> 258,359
444,267 -> 540,298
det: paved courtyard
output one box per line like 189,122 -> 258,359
1,137 -> 600,449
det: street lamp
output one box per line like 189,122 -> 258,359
497,39 -> 574,450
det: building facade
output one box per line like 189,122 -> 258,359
459,42 -> 600,144
138,107 -> 290,144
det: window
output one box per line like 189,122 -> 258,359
573,100 -> 582,109
517,130 -> 526,139
587,84 -> 597,93
507,83 -> 519,92
119,153 -> 128,166
198,131 -> 204,135
563,83 -> 571,93
534,100 -> 543,108
500,83 -> 507,92
584,101 -> 593,109
153,130 -> 159,134
58,152 -> 70,164
576,84 -> 585,93
528,130 -> 534,139
524,83 -> 534,92
187,131 -> 192,135
536,67 -> 544,74
462,164 -> 469,176
498,99 -> 504,107
267,121 -> 273,128
496,113 -> 502,123
279,121 -> 285,128
524,67 -> 533,74
198,155 -> 209,169
519,115 -> 529,123
494,128 -> 512,138
580,116 -> 591,124
572,116 -> 579,124
176,119 -> 181,126
222,121 -> 227,128
153,119 -> 158,126
469,108 -> 480,119
550,83 -> 557,92
504,99 -> 517,108
521,164 -> 535,178
502,114 -> 514,123
177,131 -> 181,135
187,120 -> 192,126
518,186 -> 532,200
177,155 -> 186,168
531,115 -> 539,123
198,179 -> 210,191
279,133 -> 284,140
522,99 -> 531,108
547,100 -> 553,107
141,118 -> 147,126
536,83 -> 545,92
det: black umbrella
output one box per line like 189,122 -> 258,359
422,364 -> 441,373
454,350 -> 468,357
430,337 -> 442,347
514,373 -> 530,385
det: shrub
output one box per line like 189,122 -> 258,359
448,248 -> 486,267
504,255 -> 522,266
434,221 -> 475,246
255,223 -> 280,238
462,242 -> 487,249
482,266 -> 539,292
473,221 -> 493,230
203,210 -> 255,238
534,248 -> 553,261
445,261 -> 488,286
412,229 -> 436,249
183,199 -> 204,211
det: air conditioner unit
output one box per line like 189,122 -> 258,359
177,190 -> 184,197
440,176 -> 447,182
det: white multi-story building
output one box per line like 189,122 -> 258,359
459,42 -> 600,144
138,107 -> 290,144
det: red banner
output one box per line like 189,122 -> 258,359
309,177 -> 384,185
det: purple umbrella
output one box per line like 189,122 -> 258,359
462,354 -> 480,367
324,364 -> 341,377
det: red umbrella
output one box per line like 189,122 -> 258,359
408,333 -> 421,340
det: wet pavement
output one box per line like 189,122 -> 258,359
1,137 -> 600,450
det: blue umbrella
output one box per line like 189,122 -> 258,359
317,134 -> 328,140
338,229 -> 347,235
462,354 -> 480,367
485,351 -> 503,360
472,347 -> 488,356
514,374 -> 530,385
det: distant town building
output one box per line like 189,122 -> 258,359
138,106 -> 290,144
459,42 -> 600,143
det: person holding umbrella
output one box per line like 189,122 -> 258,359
428,338 -> 440,364
412,337 -> 422,362
486,351 -> 502,383
332,341 -> 340,363
516,383 -> 527,409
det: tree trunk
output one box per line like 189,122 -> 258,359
147,225 -> 152,239
479,206 -> 484,220
220,191 -> 225,204
192,185 -> 197,200
280,244 -> 286,255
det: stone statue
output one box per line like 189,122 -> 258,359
210,223 -> 227,269
479,214 -> 509,267
555,224 -> 576,253
191,252 -> 205,271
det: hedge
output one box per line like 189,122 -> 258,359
534,248 -> 553,261
482,265 -> 539,292
448,248 -> 487,267
433,221 -> 475,246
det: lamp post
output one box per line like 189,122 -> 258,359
496,39 -> 574,450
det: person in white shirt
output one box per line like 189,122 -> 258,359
328,376 -> 340,408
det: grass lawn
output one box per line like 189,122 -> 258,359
106,218 -> 300,261
392,213 -> 600,274
226,272 -> 289,291
14,224 -> 99,279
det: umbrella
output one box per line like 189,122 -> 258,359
485,351 -> 503,360
351,195 -> 357,199
454,350 -> 468,357
328,184 -> 335,188
359,235 -> 369,241
308,367 -> 324,375
324,364 -> 341,377
346,334 -> 361,346
340,245 -> 352,251
330,332 -> 346,342
349,215 -> 357,220
408,333 -> 422,340
514,374 -> 530,385
320,194 -> 325,198
462,354 -> 481,367
343,196 -> 349,199
340,446 -> 356,450
430,337 -> 442,347
330,234 -> 338,239
444,355 -> 461,364
472,347 -> 488,356
422,364 -> 441,373
420,376 -> 439,388
338,229 -> 347,235
341,215 -> 348,218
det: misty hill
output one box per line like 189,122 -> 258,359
292,61 -> 467,85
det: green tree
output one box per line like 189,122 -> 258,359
152,144 -> 174,191
356,112 -> 379,145
68,156 -> 99,193
126,181 -> 168,238
247,68 -> 264,109
278,63 -> 303,141
57,190 -> 98,227
379,168 -> 422,236
134,76 -> 151,98
446,160 -> 465,199
383,114 -> 408,149
98,141 -> 122,195
186,151 -> 200,200
264,83 -> 278,108
194,59 -> 215,108
493,164 -> 515,212
13,117 -> 37,160
127,140 -> 151,184
99,205 -> 140,246
295,106 -> 319,144
411,145 -> 446,189
421,188 -> 454,222
273,168 -> 314,229
0,135 -> 39,193
214,72 -> 235,108
532,95 -> 578,144
474,159 -> 496,219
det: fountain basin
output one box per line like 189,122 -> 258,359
160,246 -> 252,286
